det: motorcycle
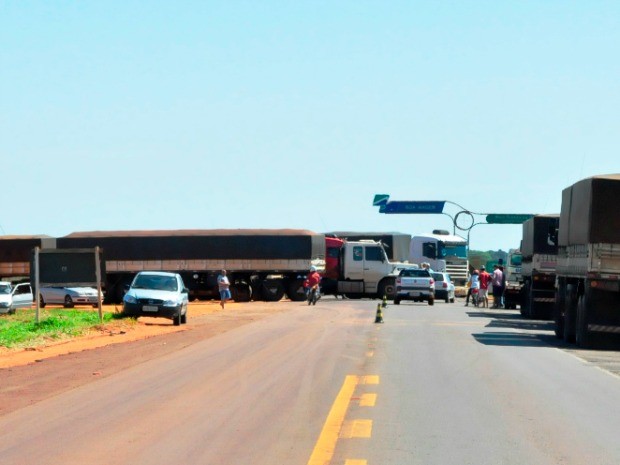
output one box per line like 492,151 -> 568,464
306,285 -> 320,306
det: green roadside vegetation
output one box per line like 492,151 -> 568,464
0,309 -> 129,349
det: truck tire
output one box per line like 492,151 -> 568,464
576,287 -> 594,349
231,282 -> 251,302
377,278 -> 396,300
394,297 -> 401,305
519,282 -> 529,316
563,284 -> 577,343
286,279 -> 306,302
261,280 -> 285,302
554,279 -> 566,339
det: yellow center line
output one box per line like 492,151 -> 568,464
307,375 -> 359,465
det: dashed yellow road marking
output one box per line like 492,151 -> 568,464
359,393 -> 376,407
307,375 -> 359,465
340,419 -> 373,438
307,375 -> 379,465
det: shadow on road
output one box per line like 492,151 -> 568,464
466,309 -> 571,348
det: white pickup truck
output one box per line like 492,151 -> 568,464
394,268 -> 435,305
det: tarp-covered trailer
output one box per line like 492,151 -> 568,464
57,229 -> 325,304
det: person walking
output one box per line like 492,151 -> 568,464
217,269 -> 231,309
478,265 -> 492,308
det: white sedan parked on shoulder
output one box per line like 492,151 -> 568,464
39,286 -> 100,308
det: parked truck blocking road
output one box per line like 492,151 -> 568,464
554,174 -> 620,348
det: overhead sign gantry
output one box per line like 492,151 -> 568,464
373,194 -> 534,237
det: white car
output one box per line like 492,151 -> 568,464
432,272 -> 456,303
0,281 -> 34,314
39,286 -> 100,308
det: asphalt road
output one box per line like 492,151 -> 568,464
1,298 -> 620,465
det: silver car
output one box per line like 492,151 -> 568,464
122,271 -> 189,325
39,286 -> 100,308
432,272 -> 456,303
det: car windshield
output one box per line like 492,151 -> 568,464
133,275 -> 178,291
0,284 -> 11,294
400,269 -> 431,278
432,273 -> 444,281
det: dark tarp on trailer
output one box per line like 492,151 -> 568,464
57,229 -> 325,261
559,174 -> 620,246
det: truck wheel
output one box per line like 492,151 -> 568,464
231,282 -> 252,302
521,281 -> 531,317
286,279 -> 306,302
554,279 -> 566,339
394,297 -> 401,305
377,278 -> 396,300
261,280 -> 285,302
563,284 -> 577,343
576,287 -> 594,348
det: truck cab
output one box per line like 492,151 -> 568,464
409,230 -> 469,286
322,237 -> 403,299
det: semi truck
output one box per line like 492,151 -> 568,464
1,230 -> 325,304
321,236 -> 406,299
519,215 -> 560,319
409,230 -> 469,286
0,229 -> 407,304
554,174 -> 620,348
324,231 -> 411,262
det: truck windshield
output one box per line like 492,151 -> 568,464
0,284 -> 11,294
439,242 -> 467,259
510,254 -> 522,266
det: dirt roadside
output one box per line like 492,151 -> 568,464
0,300 -> 294,416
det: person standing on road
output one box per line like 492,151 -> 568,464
217,269 -> 231,309
465,269 -> 480,306
491,265 -> 504,308
478,265 -> 492,308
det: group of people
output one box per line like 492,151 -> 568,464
465,264 -> 505,308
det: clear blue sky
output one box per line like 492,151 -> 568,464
2,1 -> 618,251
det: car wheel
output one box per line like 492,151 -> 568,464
181,311 -> 187,324
428,297 -> 435,306
63,295 -> 75,308
39,295 -> 46,308
445,296 -> 449,303
173,313 -> 182,326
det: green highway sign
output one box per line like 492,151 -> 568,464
486,214 -> 534,224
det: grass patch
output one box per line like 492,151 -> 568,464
0,308 -> 128,349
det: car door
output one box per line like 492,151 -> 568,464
12,283 -> 33,309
